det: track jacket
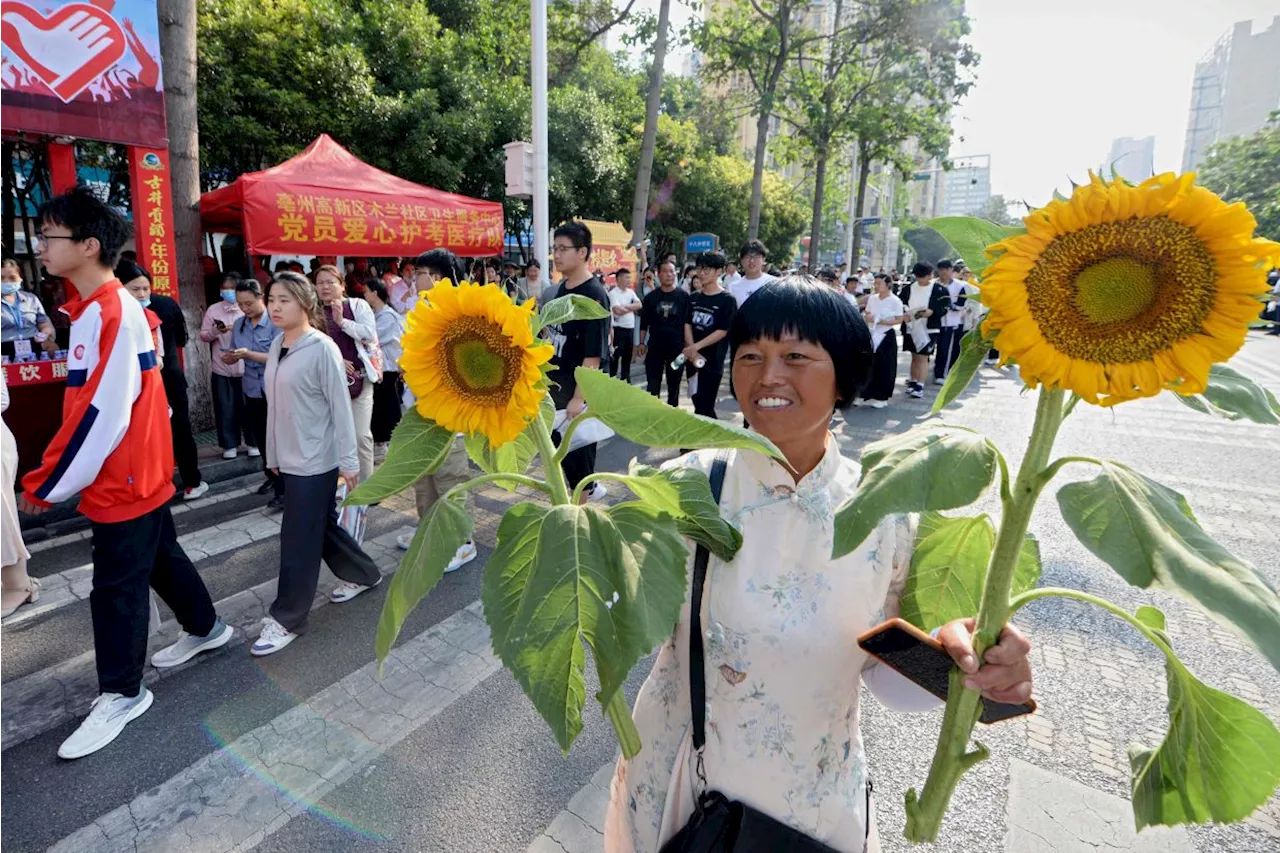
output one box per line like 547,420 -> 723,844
21,279 -> 176,522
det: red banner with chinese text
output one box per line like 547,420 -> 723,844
5,359 -> 68,387
126,146 -> 180,297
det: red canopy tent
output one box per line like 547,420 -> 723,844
200,134 -> 503,257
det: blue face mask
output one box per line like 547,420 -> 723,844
139,297 -> 151,308
1,281 -> 20,295
220,289 -> 237,303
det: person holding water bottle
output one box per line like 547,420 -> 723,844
681,251 -> 737,418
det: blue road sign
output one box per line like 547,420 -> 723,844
684,233 -> 718,254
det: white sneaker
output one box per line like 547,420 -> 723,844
247,446 -> 261,458
909,387 -> 924,399
331,577 -> 382,603
397,532 -> 413,551
250,617 -> 297,657
869,400 -> 888,409
983,356 -> 999,365
445,541 -> 478,574
933,377 -> 946,385
584,483 -> 608,502
849,399 -> 862,407
222,448 -> 238,459
57,689 -> 154,760
183,481 -> 210,501
373,442 -> 388,464
151,619 -> 233,668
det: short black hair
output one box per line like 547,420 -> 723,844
364,276 -> 388,301
220,271 -> 243,288
415,247 -> 463,282
525,258 -> 541,271
114,259 -> 150,283
739,239 -> 767,260
614,267 -> 631,278
553,221 -> 592,259
696,251 -> 727,270
936,259 -> 953,270
912,262 -> 934,279
235,278 -> 263,297
484,256 -> 502,271
729,276 -> 872,408
39,185 -> 132,268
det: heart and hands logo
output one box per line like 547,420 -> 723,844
1,1 -> 127,103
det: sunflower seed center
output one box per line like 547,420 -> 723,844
1072,257 -> 1158,324
438,317 -> 522,404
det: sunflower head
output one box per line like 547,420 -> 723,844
979,172 -> 1280,406
401,280 -> 553,445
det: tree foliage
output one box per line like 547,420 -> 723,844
1197,116 -> 1280,243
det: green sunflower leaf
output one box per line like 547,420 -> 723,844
346,409 -> 454,506
1172,364 -> 1280,426
1057,462 -> 1280,675
575,368 -> 783,460
481,502 -> 687,753
609,462 -> 743,562
375,494 -> 472,665
922,217 -> 1025,277
465,414 -> 542,490
900,513 -> 1041,632
1128,612 -> 1280,830
932,329 -> 993,413
539,293 -> 610,330
833,425 -> 999,558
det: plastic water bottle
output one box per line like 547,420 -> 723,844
670,353 -> 706,371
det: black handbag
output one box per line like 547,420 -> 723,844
659,452 -> 866,853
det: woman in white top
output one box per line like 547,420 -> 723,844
362,276 -> 406,457
313,264 -> 380,482
605,278 -> 1033,853
1,368 -> 38,617
859,273 -> 905,408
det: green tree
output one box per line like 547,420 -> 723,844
978,193 -> 1016,225
1197,116 -> 1280,243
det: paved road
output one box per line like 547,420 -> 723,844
3,334 -> 1278,853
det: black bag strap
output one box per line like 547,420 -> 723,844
690,450 -> 731,753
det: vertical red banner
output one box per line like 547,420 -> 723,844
126,146 -> 180,298
47,142 -> 77,193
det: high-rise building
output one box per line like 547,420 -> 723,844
1103,136 -> 1155,183
940,155 -> 991,218
1182,17 -> 1280,171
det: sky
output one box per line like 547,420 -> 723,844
951,0 -> 1279,206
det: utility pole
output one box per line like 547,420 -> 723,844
531,0 -> 549,280
844,144 -> 858,267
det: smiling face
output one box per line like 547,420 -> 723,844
732,331 -> 839,450
741,252 -> 765,278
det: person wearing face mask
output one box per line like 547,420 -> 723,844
200,273 -> 254,459
1,258 -> 59,359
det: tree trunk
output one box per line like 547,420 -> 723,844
849,150 -> 872,267
807,148 -> 828,268
747,108 -> 772,242
747,1 -> 794,243
158,0 -> 212,430
628,0 -> 672,255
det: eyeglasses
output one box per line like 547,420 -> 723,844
34,233 -> 77,247
551,244 -> 579,254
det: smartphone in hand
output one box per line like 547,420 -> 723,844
858,618 -> 1036,724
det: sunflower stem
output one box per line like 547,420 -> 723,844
552,412 -> 589,468
606,689 -> 642,759
905,387 -> 1067,843
531,417 -> 572,505
443,472 -> 553,501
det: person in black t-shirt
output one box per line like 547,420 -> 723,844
682,252 -> 737,418
637,260 -> 690,406
547,222 -> 611,502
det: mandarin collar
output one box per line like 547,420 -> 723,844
739,432 -> 842,495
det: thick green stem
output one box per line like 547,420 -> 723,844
905,387 -> 1067,843
552,412 -> 587,468
443,472 -> 552,501
606,689 -> 643,759
1011,587 -> 1177,662
531,418 -> 572,505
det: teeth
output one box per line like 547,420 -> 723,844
757,397 -> 791,409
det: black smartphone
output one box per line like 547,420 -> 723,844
858,618 -> 1036,724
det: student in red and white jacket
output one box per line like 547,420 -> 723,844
19,188 -> 232,761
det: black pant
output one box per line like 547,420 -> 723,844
244,394 -> 283,496
273,469 -> 381,632
862,331 -> 898,401
690,368 -> 723,418
164,376 -> 202,489
935,327 -> 965,380
90,504 -> 218,696
212,373 -> 251,450
371,372 -> 404,443
561,443 -> 597,492
610,329 -> 634,384
645,347 -> 683,406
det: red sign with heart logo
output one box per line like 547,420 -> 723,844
1,0 -> 168,147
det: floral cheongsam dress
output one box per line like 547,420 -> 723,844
604,441 -> 940,853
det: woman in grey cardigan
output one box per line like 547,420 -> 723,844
253,272 -> 382,657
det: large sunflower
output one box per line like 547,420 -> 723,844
980,172 -> 1280,405
401,280 -> 553,446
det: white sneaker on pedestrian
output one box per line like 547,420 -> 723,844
153,619 -> 233,668
869,400 -> 888,409
57,689 -> 153,760
584,483 -> 608,502
151,619 -> 233,668
983,356 -> 998,365
222,448 -> 238,459
373,442 -> 388,464
909,387 -> 924,399
445,541 -> 478,574
933,377 -> 945,385
331,577 -> 382,603
250,617 -> 297,657
396,532 -> 413,551
247,446 -> 261,458
183,481 -> 210,501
